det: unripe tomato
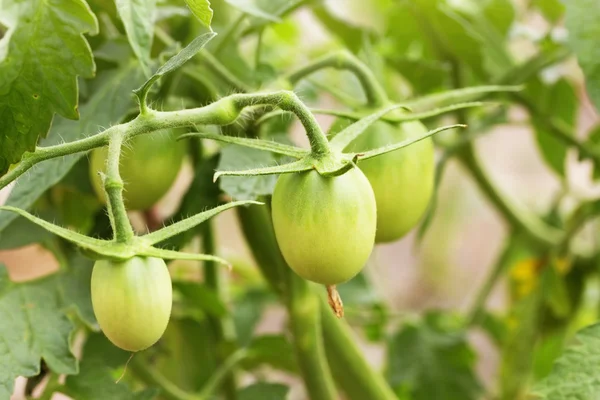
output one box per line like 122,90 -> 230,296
91,256 -> 172,352
272,168 -> 377,285
346,121 -> 434,243
89,129 -> 185,211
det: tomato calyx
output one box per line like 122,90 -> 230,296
0,200 -> 262,265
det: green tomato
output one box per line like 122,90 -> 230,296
89,129 -> 185,211
346,121 -> 434,243
272,168 -> 377,285
91,256 -> 172,352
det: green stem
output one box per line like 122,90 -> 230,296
465,238 -> 513,327
287,277 -> 338,400
457,143 -> 561,247
203,220 -> 238,400
515,93 -> 600,166
197,350 -> 248,400
285,50 -> 389,107
0,91 -> 329,191
104,130 -> 135,243
130,356 -> 201,400
231,91 -> 331,157
320,302 -> 398,400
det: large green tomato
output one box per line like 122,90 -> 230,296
89,130 -> 185,211
346,121 -> 434,243
91,256 -> 172,352
272,168 -> 377,285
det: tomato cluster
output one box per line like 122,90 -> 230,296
272,121 -> 434,286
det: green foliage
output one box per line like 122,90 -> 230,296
564,0 -> 600,111
533,323 -> 600,399
0,0 -> 98,174
386,312 -> 483,400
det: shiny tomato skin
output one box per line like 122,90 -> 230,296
347,121 -> 434,243
91,256 -> 172,352
271,167 -> 377,285
89,129 -> 185,211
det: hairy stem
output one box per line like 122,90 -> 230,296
197,350 -> 248,400
104,130 -> 135,243
286,50 -> 389,107
0,91 -> 330,191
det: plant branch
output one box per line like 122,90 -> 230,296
104,130 -> 135,243
197,349 -> 248,400
130,356 -> 201,400
285,50 -> 389,107
0,91 -> 330,191
457,143 -> 562,247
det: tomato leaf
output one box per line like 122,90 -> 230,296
115,0 -> 156,73
386,312 -> 482,400
238,382 -> 289,400
527,78 -> 577,176
184,0 -> 213,28
65,333 -> 159,399
133,32 -> 216,107
0,0 -> 98,175
564,0 -> 600,112
224,0 -> 282,22
532,323 -> 600,399
0,64 -> 145,234
242,335 -> 298,373
0,265 -> 78,398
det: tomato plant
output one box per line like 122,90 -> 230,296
1,1 -> 600,400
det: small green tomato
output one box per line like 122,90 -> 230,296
346,121 -> 434,243
89,129 -> 185,211
91,256 -> 172,352
272,167 -> 377,285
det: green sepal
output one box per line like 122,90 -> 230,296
0,200 -> 261,264
180,132 -> 309,158
357,124 -> 466,160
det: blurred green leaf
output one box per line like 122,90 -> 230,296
233,287 -> 276,345
532,323 -> 600,399
0,265 -> 78,399
532,0 -> 565,23
527,78 -> 577,176
238,382 -> 289,400
218,145 -> 280,200
564,0 -> 600,112
386,311 -> 482,400
174,281 -> 229,318
65,333 -> 158,400
312,3 -> 367,53
242,335 -> 298,373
